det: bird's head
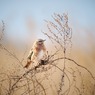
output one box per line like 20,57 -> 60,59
36,39 -> 46,46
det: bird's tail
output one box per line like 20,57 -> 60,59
24,59 -> 31,68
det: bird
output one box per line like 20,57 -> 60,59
24,39 -> 47,68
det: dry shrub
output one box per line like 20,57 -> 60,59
0,14 -> 95,95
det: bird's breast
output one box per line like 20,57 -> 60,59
35,47 -> 42,52
37,50 -> 44,60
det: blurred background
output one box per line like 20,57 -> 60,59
0,0 -> 95,72
0,0 -> 95,95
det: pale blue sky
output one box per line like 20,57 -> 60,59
0,0 -> 95,45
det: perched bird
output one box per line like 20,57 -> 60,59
24,39 -> 47,68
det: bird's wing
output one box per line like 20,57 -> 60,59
27,49 -> 33,60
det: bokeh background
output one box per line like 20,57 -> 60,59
0,0 -> 95,95
0,0 -> 95,73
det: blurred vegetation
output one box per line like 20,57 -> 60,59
0,14 -> 95,95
